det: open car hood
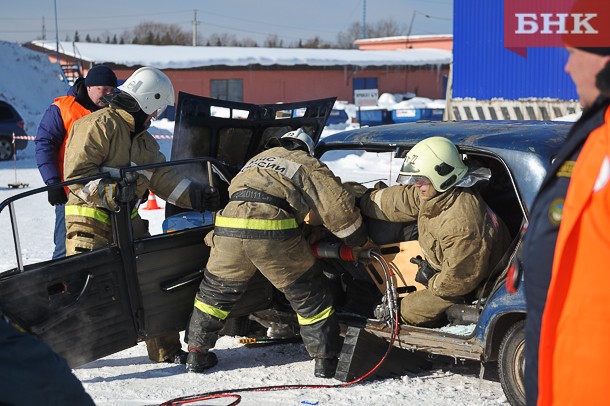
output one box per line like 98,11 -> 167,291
171,92 -> 336,176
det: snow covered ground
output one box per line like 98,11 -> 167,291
0,132 -> 508,406
0,40 -> 508,406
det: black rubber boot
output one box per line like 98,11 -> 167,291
314,357 -> 338,378
165,349 -> 188,365
185,349 -> 218,373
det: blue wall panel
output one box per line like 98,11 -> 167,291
453,0 -> 578,100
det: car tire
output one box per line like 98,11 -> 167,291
0,137 -> 14,161
498,319 -> 526,406
219,316 -> 251,337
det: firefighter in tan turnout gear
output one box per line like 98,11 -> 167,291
360,137 -> 511,326
186,128 -> 369,378
63,67 -> 220,364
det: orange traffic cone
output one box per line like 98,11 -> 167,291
142,191 -> 161,210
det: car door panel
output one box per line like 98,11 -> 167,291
0,247 -> 137,368
134,226 -> 211,337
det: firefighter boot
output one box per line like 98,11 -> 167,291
185,347 -> 218,373
165,349 -> 188,365
314,357 -> 338,378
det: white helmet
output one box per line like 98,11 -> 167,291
397,136 -> 468,192
118,67 -> 175,115
280,128 -> 315,156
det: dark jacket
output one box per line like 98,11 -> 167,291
35,78 -> 99,185
522,96 -> 610,406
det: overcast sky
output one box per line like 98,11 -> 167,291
0,0 -> 453,45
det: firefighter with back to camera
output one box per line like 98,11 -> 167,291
186,128 -> 371,379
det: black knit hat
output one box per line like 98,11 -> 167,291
577,47 -> 610,56
85,65 -> 118,87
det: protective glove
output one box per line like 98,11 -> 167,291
47,187 -> 68,206
98,180 -> 121,212
189,184 -> 220,212
410,255 -> 437,287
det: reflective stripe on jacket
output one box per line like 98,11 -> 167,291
537,106 -> 610,406
219,147 -> 367,246
65,205 -> 139,225
214,215 -> 300,239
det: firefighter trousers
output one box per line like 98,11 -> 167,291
188,234 -> 340,360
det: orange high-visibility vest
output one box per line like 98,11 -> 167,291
53,96 -> 91,190
537,106 -> 610,405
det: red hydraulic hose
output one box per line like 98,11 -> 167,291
160,252 -> 399,406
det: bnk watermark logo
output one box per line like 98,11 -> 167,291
504,0 -> 610,57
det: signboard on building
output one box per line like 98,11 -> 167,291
354,89 -> 379,106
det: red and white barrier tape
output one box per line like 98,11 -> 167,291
11,134 -> 173,140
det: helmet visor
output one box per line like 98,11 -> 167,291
399,159 -> 420,175
396,174 -> 431,186
151,105 -> 167,121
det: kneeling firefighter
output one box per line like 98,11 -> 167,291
186,128 -> 370,378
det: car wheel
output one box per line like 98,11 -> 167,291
219,316 -> 251,337
0,137 -> 14,161
498,319 -> 526,406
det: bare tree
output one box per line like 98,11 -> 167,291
301,36 -> 331,49
369,19 -> 407,38
264,34 -> 281,48
123,22 -> 191,45
336,22 -> 362,49
206,32 -> 239,47
336,18 -> 406,49
240,37 -> 259,47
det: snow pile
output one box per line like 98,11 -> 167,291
0,41 -> 68,133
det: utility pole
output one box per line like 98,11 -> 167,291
54,0 -> 59,57
406,11 -> 431,48
192,10 -> 199,46
42,16 -> 46,40
361,0 -> 367,39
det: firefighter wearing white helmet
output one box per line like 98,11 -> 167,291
63,66 -> 220,365
280,128 -> 316,156
118,66 -> 175,116
186,127 -> 370,378
397,136 -> 468,192
360,136 -> 511,327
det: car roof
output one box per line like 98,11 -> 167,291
316,120 -> 572,210
317,120 -> 569,156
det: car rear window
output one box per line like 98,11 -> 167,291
0,105 -> 15,120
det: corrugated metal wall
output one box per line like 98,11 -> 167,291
453,0 -> 578,100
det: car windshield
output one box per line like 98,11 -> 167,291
321,149 -> 403,187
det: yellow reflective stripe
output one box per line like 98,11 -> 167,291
297,306 -> 334,326
194,298 -> 229,320
215,215 -> 298,230
65,205 -> 111,225
65,205 -> 138,225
